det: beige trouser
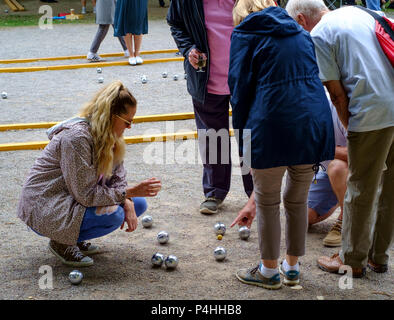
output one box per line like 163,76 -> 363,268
252,165 -> 314,260
340,126 -> 394,268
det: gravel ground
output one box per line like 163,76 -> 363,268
0,20 -> 392,301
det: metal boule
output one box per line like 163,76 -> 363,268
239,226 -> 250,240
151,253 -> 165,267
165,255 -> 178,269
141,215 -> 153,228
214,222 -> 226,236
214,246 -> 227,261
68,270 -> 83,285
157,231 -> 169,244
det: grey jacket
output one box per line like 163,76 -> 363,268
17,120 -> 127,245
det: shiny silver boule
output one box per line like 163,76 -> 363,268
1,92 -> 7,99
239,226 -> 251,240
173,74 -> 179,81
97,67 -> 102,73
214,222 -> 226,236
165,255 -> 178,269
141,215 -> 153,228
97,77 -> 104,83
162,71 -> 168,78
157,231 -> 169,244
5,9 -> 9,13
68,270 -> 83,285
151,252 -> 165,267
214,246 -> 227,261
141,75 -> 147,84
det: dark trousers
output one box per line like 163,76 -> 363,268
192,93 -> 253,200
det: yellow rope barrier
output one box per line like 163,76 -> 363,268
0,49 -> 180,64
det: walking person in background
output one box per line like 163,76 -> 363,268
87,0 -> 129,62
17,81 -> 162,267
167,0 -> 254,215
114,0 -> 148,66
81,0 -> 97,14
229,0 -> 335,290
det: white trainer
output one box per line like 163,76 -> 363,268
129,57 -> 137,65
135,56 -> 143,64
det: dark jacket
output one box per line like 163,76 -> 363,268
166,0 -> 209,104
228,7 -> 335,169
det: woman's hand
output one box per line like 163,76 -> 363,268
126,177 -> 162,198
230,192 -> 256,229
121,199 -> 138,232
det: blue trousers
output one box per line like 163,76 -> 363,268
32,197 -> 147,242
366,0 -> 381,10
77,197 -> 147,242
192,93 -> 254,200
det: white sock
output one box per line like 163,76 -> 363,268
258,263 -> 278,278
282,259 -> 300,272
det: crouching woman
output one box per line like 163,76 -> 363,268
17,81 -> 161,267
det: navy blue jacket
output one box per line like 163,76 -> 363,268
166,0 -> 209,104
229,7 -> 335,169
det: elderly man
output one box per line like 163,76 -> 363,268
286,0 -> 394,278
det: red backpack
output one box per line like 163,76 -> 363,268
357,6 -> 394,68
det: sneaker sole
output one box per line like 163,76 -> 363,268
279,265 -> 300,286
80,248 -> 100,256
323,240 -> 342,247
235,273 -> 282,290
49,245 -> 94,267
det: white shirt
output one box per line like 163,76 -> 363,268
311,6 -> 394,133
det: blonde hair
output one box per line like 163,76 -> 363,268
79,80 -> 137,179
233,0 -> 277,26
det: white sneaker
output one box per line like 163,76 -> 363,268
124,49 -> 130,57
81,7 -> 86,14
135,56 -> 143,64
87,52 -> 105,62
129,57 -> 137,65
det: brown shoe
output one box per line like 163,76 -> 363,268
49,240 -> 94,267
317,253 -> 366,278
367,260 -> 388,273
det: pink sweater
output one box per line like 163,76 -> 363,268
203,0 -> 235,95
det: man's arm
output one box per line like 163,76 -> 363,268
323,80 -> 350,130
166,0 -> 196,58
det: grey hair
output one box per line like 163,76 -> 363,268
285,0 -> 328,21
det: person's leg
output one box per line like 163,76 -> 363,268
327,159 -> 348,221
133,35 -> 143,57
283,164 -> 315,264
235,166 -> 285,289
307,171 -> 339,225
252,167 -> 287,266
78,198 -> 147,242
81,0 -> 87,13
341,128 -> 393,269
111,25 -> 128,53
193,94 -> 232,202
124,34 -> 134,56
89,24 -> 110,55
368,129 -> 394,267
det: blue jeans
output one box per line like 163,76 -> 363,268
31,197 -> 148,242
77,197 -> 147,242
366,0 -> 381,10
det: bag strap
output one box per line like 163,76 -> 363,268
356,5 -> 394,41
